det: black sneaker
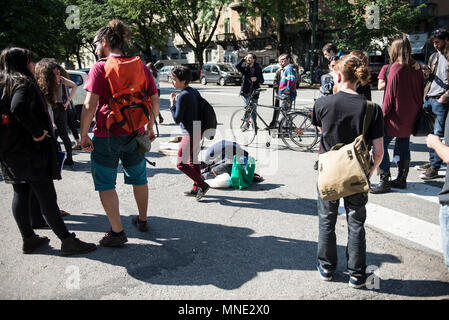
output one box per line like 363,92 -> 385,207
196,184 -> 210,201
132,216 -> 148,232
23,234 -> 50,254
184,188 -> 198,197
61,233 -> 97,256
99,229 -> 128,247
317,263 -> 333,281
349,274 -> 367,289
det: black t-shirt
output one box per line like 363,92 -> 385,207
312,91 -> 384,153
439,113 -> 449,204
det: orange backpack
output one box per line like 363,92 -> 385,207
103,56 -> 153,133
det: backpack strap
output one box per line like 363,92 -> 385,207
362,100 -> 375,137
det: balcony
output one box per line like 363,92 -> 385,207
216,33 -> 236,42
229,1 -> 245,13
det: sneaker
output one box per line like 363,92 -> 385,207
99,229 -> 128,247
184,188 -> 198,197
61,233 -> 96,256
132,216 -> 148,232
348,275 -> 367,289
317,263 -> 333,281
416,162 -> 430,171
23,234 -> 50,254
420,167 -> 439,180
196,184 -> 210,201
159,116 -> 164,124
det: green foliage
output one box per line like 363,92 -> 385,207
0,0 -> 68,60
154,0 -> 232,65
322,0 -> 426,53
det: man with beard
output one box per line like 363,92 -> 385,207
80,19 -> 160,247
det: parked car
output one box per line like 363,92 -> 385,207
200,63 -> 242,86
262,64 -> 281,86
159,65 -> 174,82
76,68 -> 90,74
67,70 -> 88,125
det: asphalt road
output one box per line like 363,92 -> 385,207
0,81 -> 448,301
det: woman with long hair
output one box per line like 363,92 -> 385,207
35,59 -> 75,166
0,47 -> 96,255
370,36 -> 423,194
312,54 -> 384,288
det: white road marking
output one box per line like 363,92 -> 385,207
338,203 -> 442,253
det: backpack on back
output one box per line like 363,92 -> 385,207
199,95 -> 217,140
103,56 -> 153,133
317,101 -> 375,201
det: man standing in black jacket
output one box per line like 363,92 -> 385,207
235,53 -> 264,130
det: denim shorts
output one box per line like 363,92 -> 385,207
91,135 -> 147,191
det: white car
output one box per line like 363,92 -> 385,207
159,65 -> 174,81
67,70 -> 88,124
262,64 -> 281,86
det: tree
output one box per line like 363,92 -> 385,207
109,0 -> 169,62
237,0 -> 308,55
0,0 -> 68,60
322,0 -> 426,53
154,0 -> 232,67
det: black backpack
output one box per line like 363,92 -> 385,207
199,95 -> 217,140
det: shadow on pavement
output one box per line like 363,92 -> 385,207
201,194 -> 317,216
60,215 -> 405,294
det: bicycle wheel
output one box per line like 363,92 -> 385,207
230,108 -> 257,146
279,111 -> 318,150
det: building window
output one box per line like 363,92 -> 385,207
224,18 -> 230,34
240,18 -> 247,33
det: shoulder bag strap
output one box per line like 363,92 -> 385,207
362,100 -> 375,137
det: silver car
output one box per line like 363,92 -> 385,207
200,63 -> 242,86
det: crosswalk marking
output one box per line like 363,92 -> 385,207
338,202 -> 442,254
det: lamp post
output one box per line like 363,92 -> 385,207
309,0 -> 318,85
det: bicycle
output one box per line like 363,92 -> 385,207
230,88 -> 319,150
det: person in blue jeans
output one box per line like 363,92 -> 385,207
419,29 -> 449,180
426,132 -> 449,271
312,55 -> 384,288
235,53 -> 264,131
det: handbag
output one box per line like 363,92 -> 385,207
413,107 -> 436,137
230,155 -> 255,190
317,101 -> 375,201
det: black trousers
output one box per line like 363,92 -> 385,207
12,181 -> 71,240
66,107 -> 80,141
53,104 -> 73,162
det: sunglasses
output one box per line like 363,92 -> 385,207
431,29 -> 447,35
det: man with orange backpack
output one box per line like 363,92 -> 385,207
80,20 -> 160,247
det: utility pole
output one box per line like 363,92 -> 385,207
310,0 -> 318,85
